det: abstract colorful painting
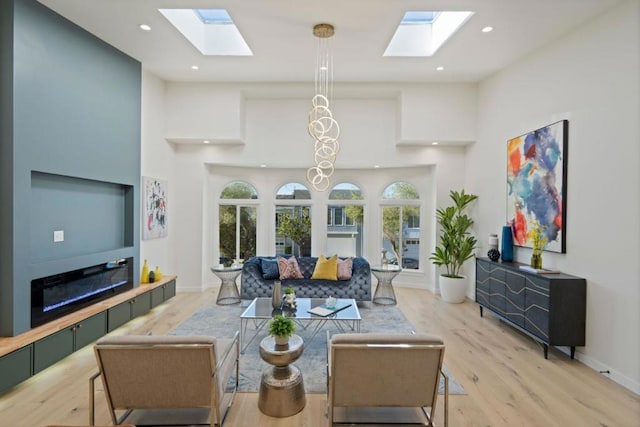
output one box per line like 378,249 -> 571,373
142,177 -> 168,240
507,120 -> 568,253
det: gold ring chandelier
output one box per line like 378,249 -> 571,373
307,23 -> 340,192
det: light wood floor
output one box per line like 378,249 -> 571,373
1,287 -> 638,427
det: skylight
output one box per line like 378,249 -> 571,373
159,8 -> 252,56
194,9 -> 233,25
384,11 -> 474,57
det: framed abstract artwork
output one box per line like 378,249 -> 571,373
507,120 -> 568,253
142,176 -> 168,240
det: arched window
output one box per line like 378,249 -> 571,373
275,182 -> 311,256
327,183 -> 364,257
218,181 -> 257,266
381,182 -> 421,270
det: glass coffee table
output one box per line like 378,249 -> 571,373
240,297 -> 361,353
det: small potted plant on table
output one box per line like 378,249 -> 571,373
269,314 -> 296,346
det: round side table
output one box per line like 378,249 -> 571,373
258,334 -> 306,417
210,265 -> 242,305
371,265 -> 402,305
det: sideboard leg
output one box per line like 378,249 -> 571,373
479,306 -> 483,317
570,346 -> 576,359
543,344 -> 549,359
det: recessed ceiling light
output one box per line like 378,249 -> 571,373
191,65 -> 199,70
139,24 -> 151,31
374,165 -> 380,169
203,140 -> 211,144
260,164 -> 267,168
436,66 -> 444,71
432,141 -> 439,145
481,26 -> 493,33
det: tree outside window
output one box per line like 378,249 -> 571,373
219,182 -> 257,265
381,182 -> 420,270
327,183 -> 364,257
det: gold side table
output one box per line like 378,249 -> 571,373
371,265 -> 402,305
258,334 -> 306,417
211,265 -> 242,305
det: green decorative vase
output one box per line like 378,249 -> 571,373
531,251 -> 543,269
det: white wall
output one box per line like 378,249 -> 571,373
467,0 -> 639,393
159,84 -> 472,291
140,70 -> 177,279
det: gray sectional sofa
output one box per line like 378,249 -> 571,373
240,256 -> 371,302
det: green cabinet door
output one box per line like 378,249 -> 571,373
75,312 -> 107,350
33,327 -> 74,373
131,292 -> 151,318
150,287 -> 165,308
108,301 -> 132,332
0,346 -> 33,394
164,280 -> 176,300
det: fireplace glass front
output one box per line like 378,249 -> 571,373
31,257 -> 134,328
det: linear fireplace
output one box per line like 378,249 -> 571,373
31,257 -> 134,328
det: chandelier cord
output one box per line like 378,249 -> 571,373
308,24 -> 339,192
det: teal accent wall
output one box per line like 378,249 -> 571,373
0,0 -> 16,338
0,0 -> 141,336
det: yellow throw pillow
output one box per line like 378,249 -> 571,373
311,254 -> 338,280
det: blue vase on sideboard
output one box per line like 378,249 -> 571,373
501,225 -> 514,262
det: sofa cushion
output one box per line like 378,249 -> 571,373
337,257 -> 353,280
278,256 -> 304,279
260,258 -> 279,279
312,254 -> 338,280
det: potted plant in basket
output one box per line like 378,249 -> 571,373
269,314 -> 296,345
429,189 -> 478,303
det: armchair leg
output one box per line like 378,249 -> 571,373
442,369 -> 449,427
89,371 -> 100,426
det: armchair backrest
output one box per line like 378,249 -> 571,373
329,333 -> 445,408
94,335 -> 218,409
92,333 -> 239,427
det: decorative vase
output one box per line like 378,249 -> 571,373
274,335 -> 289,346
439,275 -> 468,304
531,250 -> 543,269
154,266 -> 162,280
141,259 -> 149,284
487,248 -> 500,261
501,225 -> 514,262
148,270 -> 155,283
271,281 -> 282,309
488,234 -> 499,251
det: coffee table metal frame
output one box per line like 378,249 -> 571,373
240,297 -> 360,354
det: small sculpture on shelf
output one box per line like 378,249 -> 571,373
487,248 -> 500,261
381,248 -> 388,268
284,287 -> 297,309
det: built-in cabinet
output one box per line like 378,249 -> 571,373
476,259 -> 586,359
34,311 -> 106,373
0,277 -> 176,394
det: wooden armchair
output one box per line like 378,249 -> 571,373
327,332 -> 447,426
90,333 -> 239,426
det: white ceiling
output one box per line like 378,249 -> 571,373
39,0 -> 622,84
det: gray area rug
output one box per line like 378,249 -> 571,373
170,303 -> 465,395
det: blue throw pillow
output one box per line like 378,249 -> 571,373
260,258 -> 279,280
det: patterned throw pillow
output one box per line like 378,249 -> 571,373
278,256 -> 304,280
260,258 -> 279,280
311,254 -> 339,280
337,257 -> 353,280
